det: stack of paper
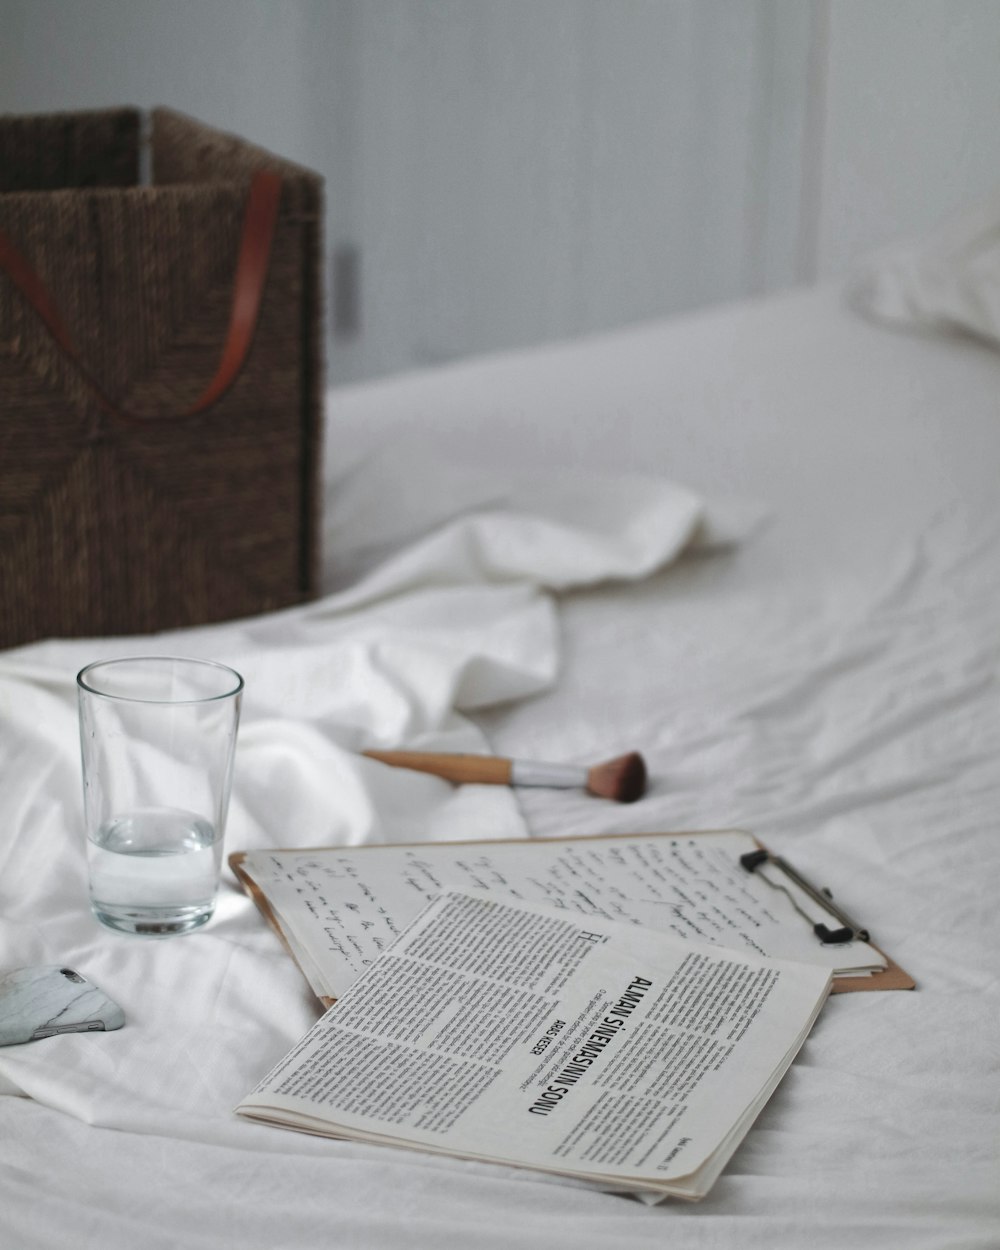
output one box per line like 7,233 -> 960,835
236,884 -> 830,1201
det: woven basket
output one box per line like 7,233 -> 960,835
0,107 -> 323,648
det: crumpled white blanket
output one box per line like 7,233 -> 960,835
847,185 -> 1000,349
0,450 -> 704,1148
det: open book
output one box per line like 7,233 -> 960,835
230,829 -> 912,1007
235,889 -> 832,1202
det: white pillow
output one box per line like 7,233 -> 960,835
848,188 -> 1000,348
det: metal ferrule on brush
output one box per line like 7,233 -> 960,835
509,759 -> 589,789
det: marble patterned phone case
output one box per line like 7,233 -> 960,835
0,965 -> 125,1045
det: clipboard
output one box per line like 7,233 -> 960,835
230,828 -> 914,1003
734,837 -> 914,993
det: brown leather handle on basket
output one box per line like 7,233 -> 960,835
0,169 -> 281,425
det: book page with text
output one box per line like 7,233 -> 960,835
237,889 -> 832,1200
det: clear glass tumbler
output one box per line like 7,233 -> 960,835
77,656 -> 243,937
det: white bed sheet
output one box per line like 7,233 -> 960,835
2,282 -> 998,1248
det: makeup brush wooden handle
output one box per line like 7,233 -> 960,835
363,749 -> 643,801
363,749 -> 513,786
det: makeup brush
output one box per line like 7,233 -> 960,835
362,749 -> 647,804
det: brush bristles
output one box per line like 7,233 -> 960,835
585,752 -> 647,803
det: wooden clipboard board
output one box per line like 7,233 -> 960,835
230,828 -> 914,1003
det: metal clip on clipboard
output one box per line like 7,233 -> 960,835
739,849 -> 871,945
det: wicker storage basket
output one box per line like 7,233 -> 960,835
0,107 -> 323,648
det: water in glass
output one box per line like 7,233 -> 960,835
87,807 -> 221,936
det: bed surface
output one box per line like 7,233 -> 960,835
2,280 -> 998,1247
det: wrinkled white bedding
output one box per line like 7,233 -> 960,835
2,281 -> 998,1248
849,182 -> 1000,349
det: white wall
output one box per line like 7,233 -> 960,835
2,0 -> 1000,385
334,0 -> 816,382
817,0 -> 1000,274
0,0 -> 339,176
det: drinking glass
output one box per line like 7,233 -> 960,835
77,656 -> 243,937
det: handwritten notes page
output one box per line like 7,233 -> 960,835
236,889 -> 833,1201
234,831 -> 885,1003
